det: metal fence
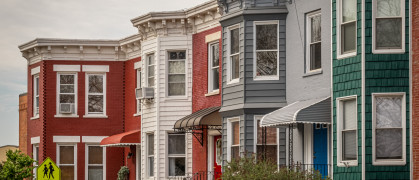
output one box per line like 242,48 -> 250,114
168,171 -> 221,180
285,163 -> 331,178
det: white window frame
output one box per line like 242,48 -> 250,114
146,133 -> 154,178
372,92 -> 406,166
146,53 -> 155,88
227,24 -> 240,85
253,115 -> 278,163
55,73 -> 78,118
336,95 -> 358,167
208,42 -> 220,94
167,50 -> 187,97
227,117 -> 240,161
253,21 -> 280,81
305,11 -> 322,73
84,73 -> 107,118
33,74 -> 40,118
167,133 -> 187,178
57,144 -> 77,180
33,144 -> 39,179
372,0 -> 405,54
336,0 -> 357,59
136,68 -> 141,115
85,144 -> 106,180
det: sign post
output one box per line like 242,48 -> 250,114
37,157 -> 61,180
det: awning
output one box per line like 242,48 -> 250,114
173,106 -> 222,132
100,130 -> 140,147
261,97 -> 331,127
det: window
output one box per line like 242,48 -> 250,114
33,75 -> 40,117
168,51 -> 186,96
86,74 -> 106,116
372,93 -> 406,165
338,0 -> 357,56
147,134 -> 154,177
306,11 -> 322,72
146,54 -> 155,88
373,0 -> 405,52
168,134 -> 186,177
254,21 -> 279,79
58,145 -> 76,180
208,42 -> 220,92
86,146 -> 104,180
57,74 -> 77,116
136,69 -> 141,114
255,116 -> 277,162
337,96 -> 357,166
227,117 -> 240,161
33,145 -> 39,178
228,25 -> 240,83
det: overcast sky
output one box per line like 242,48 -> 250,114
0,0 -> 208,146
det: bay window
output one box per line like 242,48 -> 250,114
208,42 -> 220,93
338,0 -> 357,56
86,74 -> 106,116
306,11 -> 322,72
228,25 -> 240,83
168,51 -> 186,96
168,134 -> 186,177
337,96 -> 357,166
254,21 -> 279,79
147,54 -> 155,88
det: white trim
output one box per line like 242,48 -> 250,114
82,65 -> 110,72
85,73 -> 107,116
205,89 -> 219,97
56,73 -> 78,117
361,0 -> 366,178
166,50 -> 188,98
85,144 -> 106,180
336,0 -> 358,59
372,0 -> 405,54
146,133 -> 155,178
329,0 -> 334,176
53,136 -> 80,143
253,20 -> 280,81
208,42 -> 220,93
31,136 -> 40,144
136,145 -> 141,180
145,53 -> 156,88
136,69 -> 142,114
33,144 -> 39,179
57,144 -> 77,180
227,117 -> 240,161
207,135 -> 214,180
33,75 -> 40,118
409,0 -> 412,178
134,61 -> 142,70
166,133 -> 187,178
226,24 -> 240,85
82,136 -> 108,143
53,65 -> 81,72
31,66 -> 40,75
303,124 -> 313,165
305,11 -> 322,73
336,95 -> 358,167
371,93 -> 406,166
205,31 -> 221,43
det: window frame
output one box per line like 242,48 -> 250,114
33,144 -> 39,179
85,144 -> 106,180
336,95 -> 358,167
136,68 -> 141,115
33,74 -> 40,118
227,24 -> 240,85
56,73 -> 78,117
146,53 -> 155,88
253,20 -> 280,80
227,117 -> 240,161
84,73 -> 107,118
372,92 -> 406,166
147,133 -> 154,178
305,10 -> 322,73
167,133 -> 187,177
337,0 -> 358,59
57,144 -> 77,180
167,50 -> 187,97
372,0 -> 405,54
253,115 -> 278,163
208,42 -> 220,94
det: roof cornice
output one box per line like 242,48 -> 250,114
18,38 -> 120,52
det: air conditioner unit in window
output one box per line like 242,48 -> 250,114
136,87 -> 154,99
59,103 -> 74,114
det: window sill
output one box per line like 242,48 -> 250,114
133,113 -> 141,117
83,114 -> 108,118
373,48 -> 405,54
30,116 -> 40,120
337,160 -> 358,167
303,69 -> 323,78
54,114 -> 79,118
373,159 -> 406,166
227,79 -> 239,85
205,90 -> 220,97
166,96 -> 188,100
253,76 -> 279,81
337,52 -> 357,59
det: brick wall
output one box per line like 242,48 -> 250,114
412,0 -> 419,177
18,93 -> 27,154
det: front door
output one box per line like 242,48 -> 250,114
313,124 -> 328,177
213,135 -> 222,179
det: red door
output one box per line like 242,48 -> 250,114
213,136 -> 222,179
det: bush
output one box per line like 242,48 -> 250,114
222,155 -> 328,180
0,150 -> 35,180
117,166 -> 129,180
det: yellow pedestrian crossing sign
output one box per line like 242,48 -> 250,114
37,157 -> 61,180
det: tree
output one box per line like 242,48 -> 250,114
0,150 -> 35,180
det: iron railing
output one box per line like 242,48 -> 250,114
168,171 -> 222,180
284,163 -> 331,178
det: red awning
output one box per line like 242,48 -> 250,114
100,130 -> 140,147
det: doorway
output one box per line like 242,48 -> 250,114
313,124 -> 328,176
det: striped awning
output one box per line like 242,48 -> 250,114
261,97 -> 331,127
173,106 -> 221,132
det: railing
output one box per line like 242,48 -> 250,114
285,163 -> 331,178
168,171 -> 222,180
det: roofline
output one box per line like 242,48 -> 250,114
19,92 -> 28,97
0,145 -> 19,148
18,38 -> 120,52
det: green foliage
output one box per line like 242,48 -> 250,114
117,166 -> 129,180
222,155 -> 329,180
0,150 -> 36,180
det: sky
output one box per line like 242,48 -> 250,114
0,0 -> 208,146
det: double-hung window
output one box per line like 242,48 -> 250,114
208,42 -> 220,93
168,134 -> 186,177
86,145 -> 105,180
136,69 -> 141,114
147,54 -> 155,88
373,0 -> 405,52
372,93 -> 406,165
306,11 -> 322,72
337,96 -> 357,166
168,51 -> 186,96
147,134 -> 154,177
57,74 -> 77,115
228,25 -> 240,83
255,116 -> 277,162
338,0 -> 357,57
228,117 -> 240,161
33,75 -> 40,117
254,21 -> 279,80
33,144 -> 39,178
86,74 -> 106,115
58,145 -> 76,180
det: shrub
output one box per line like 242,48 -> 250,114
117,166 -> 129,180
0,150 -> 35,180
